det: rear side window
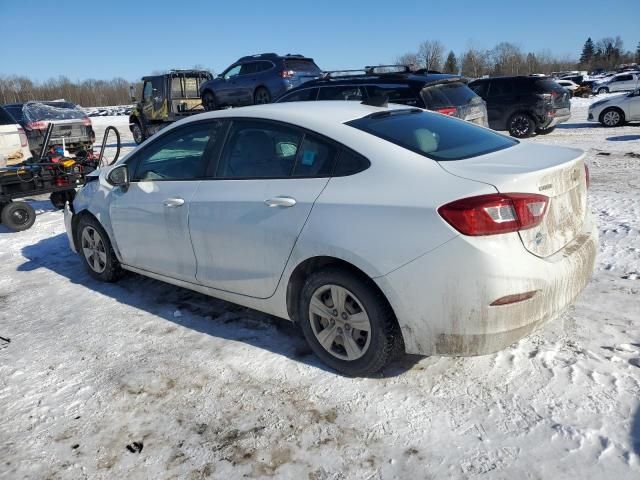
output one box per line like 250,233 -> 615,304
347,110 -> 517,161
318,86 -> 364,101
421,82 -> 478,108
0,107 -> 16,125
292,135 -> 336,177
277,88 -> 318,102
366,85 -> 418,105
240,63 -> 257,75
334,149 -> 370,176
3,105 -> 24,123
284,60 -> 321,74
488,79 -> 516,96
468,81 -> 489,98
255,61 -> 273,73
533,79 -> 565,94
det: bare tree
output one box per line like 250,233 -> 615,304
491,42 -> 524,76
395,52 -> 420,70
460,48 -> 491,78
417,40 -> 445,72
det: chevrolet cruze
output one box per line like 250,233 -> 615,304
64,101 -> 597,376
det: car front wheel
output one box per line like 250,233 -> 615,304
600,107 -> 625,127
253,87 -> 271,105
298,268 -> 403,376
508,113 -> 536,138
77,216 -> 122,282
597,87 -> 609,95
202,91 -> 216,111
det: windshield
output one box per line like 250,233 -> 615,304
347,110 -> 517,161
23,102 -> 86,122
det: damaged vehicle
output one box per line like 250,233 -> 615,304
3,101 -> 94,156
129,70 -> 213,144
64,101 -> 596,376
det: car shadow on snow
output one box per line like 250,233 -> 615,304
606,134 -> 640,142
18,233 -> 421,378
633,405 -> 640,456
556,123 -> 595,129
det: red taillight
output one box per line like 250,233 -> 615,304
17,127 -> 28,147
436,107 -> 457,116
26,121 -> 48,130
584,164 -> 590,189
82,117 -> 92,126
438,193 -> 548,236
280,70 -> 295,78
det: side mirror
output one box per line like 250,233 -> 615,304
129,85 -> 136,102
107,164 -> 129,188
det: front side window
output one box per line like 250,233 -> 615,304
224,65 -> 241,79
142,82 -> 153,100
318,86 -> 364,101
217,120 -> 302,178
347,110 -> 517,161
131,122 -> 218,181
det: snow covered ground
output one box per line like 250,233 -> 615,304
0,97 -> 639,479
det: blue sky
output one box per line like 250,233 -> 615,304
1,0 -> 638,82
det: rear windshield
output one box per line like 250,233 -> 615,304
23,102 -> 86,122
284,60 -> 321,74
0,107 -> 16,125
347,110 -> 517,161
421,82 -> 479,108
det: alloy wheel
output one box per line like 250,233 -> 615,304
510,115 -> 531,137
602,110 -> 621,126
255,89 -> 270,104
81,226 -> 107,273
308,284 -> 372,361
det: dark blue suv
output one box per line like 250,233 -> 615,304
199,53 -> 321,110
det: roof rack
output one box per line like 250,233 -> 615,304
321,65 -> 412,80
364,65 -> 411,74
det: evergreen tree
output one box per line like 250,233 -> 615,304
579,37 -> 595,65
636,42 -> 640,64
443,51 -> 458,74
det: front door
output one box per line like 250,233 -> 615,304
189,119 -> 337,298
629,90 -> 640,120
109,121 -> 221,281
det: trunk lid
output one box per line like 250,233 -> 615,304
438,142 -> 588,257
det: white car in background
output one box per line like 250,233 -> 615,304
0,106 -> 30,167
555,80 -> 580,95
594,72 -> 640,94
64,101 -> 596,375
588,89 -> 640,127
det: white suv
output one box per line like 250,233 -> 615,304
0,106 -> 30,167
594,72 -> 640,94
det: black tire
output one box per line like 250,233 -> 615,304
507,113 -> 537,138
599,107 -> 625,127
597,87 -> 609,95
202,91 -> 217,111
50,190 -> 76,210
76,215 -> 123,282
253,87 -> 271,105
535,126 -> 556,135
298,267 -> 404,376
131,121 -> 145,145
0,201 -> 36,231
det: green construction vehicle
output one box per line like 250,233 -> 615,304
128,69 -> 213,144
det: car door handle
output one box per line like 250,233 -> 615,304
163,197 -> 185,208
264,196 -> 296,208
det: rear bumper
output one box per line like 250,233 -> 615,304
375,211 -> 597,356
544,112 -> 571,128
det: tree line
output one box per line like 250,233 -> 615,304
396,37 -> 640,77
0,76 -> 136,108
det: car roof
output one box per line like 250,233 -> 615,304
301,72 -> 461,88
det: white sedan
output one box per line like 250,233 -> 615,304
64,101 -> 597,375
588,89 -> 640,127
555,79 -> 580,94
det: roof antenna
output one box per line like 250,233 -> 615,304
361,95 -> 389,108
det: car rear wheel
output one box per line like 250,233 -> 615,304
600,107 -> 625,127
507,113 -> 536,138
77,216 -> 122,282
202,91 -> 216,111
131,122 -> 145,145
298,268 -> 403,376
0,201 -> 36,231
597,87 -> 609,95
535,126 -> 556,135
254,87 -> 271,105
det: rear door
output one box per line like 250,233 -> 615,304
189,119 -> 334,298
109,121 -> 222,281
